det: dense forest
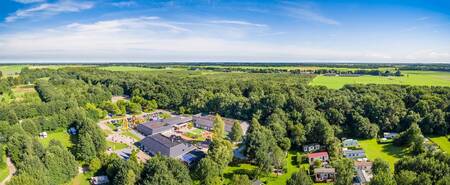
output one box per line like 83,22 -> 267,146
0,66 -> 448,185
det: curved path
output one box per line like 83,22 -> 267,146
0,158 -> 16,185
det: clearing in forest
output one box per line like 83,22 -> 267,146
359,139 -> 406,171
38,131 -> 73,148
429,136 -> 450,153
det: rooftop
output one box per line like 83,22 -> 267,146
314,168 -> 335,173
141,116 -> 192,129
193,114 -> 240,126
307,152 -> 329,158
140,134 -> 185,148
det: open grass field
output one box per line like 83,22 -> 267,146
68,172 -> 91,185
98,66 -> 185,72
107,141 -> 129,150
310,70 -> 450,89
0,65 -> 26,77
122,130 -> 141,141
0,150 -> 8,183
359,139 -> 406,171
39,131 -> 73,148
429,136 -> 450,153
223,151 -> 331,185
0,65 -> 92,78
0,84 -> 40,103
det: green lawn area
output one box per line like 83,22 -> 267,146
359,139 -> 406,171
429,136 -> 450,153
224,151 -> 318,185
39,131 -> 73,148
309,70 -> 450,89
68,172 -> 91,185
121,130 -> 141,141
107,141 -> 129,150
0,65 -> 26,77
106,123 -> 119,131
0,151 -> 9,183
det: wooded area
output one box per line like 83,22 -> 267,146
0,65 -> 448,185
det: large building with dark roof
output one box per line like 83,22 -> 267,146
136,116 -> 192,136
138,134 -> 195,158
192,114 -> 249,135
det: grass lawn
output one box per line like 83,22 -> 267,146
429,136 -> 450,153
107,141 -> 129,150
68,172 -> 91,185
121,130 -> 141,141
106,123 -> 118,131
39,131 -> 73,148
224,151 -> 315,185
0,65 -> 27,77
359,139 -> 406,171
309,70 -> 450,89
0,151 -> 9,183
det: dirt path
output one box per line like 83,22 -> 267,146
0,158 -> 16,185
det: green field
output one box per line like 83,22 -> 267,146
98,66 -> 185,72
0,65 -> 27,77
121,130 -> 141,141
68,172 -> 91,185
223,151 -> 328,185
429,136 -> 450,153
0,150 -> 9,183
107,141 -> 129,150
359,139 -> 406,171
39,131 -> 73,148
309,70 -> 450,89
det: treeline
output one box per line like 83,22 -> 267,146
188,66 -> 402,76
1,67 -> 449,185
0,68 -> 112,185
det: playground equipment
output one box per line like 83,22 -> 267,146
121,115 -> 145,130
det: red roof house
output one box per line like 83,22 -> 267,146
307,152 -> 329,164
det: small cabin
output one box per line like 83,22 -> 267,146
303,143 -> 321,153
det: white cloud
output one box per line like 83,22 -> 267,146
209,20 -> 268,28
287,7 -> 340,25
66,16 -> 189,33
111,1 -> 137,8
0,17 -> 448,63
6,0 -> 94,23
417,16 -> 430,21
13,0 -> 45,4
282,3 -> 340,25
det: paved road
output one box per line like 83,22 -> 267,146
0,158 -> 16,185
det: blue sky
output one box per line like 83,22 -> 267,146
0,0 -> 449,63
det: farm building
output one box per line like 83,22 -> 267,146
307,152 -> 329,164
138,134 -> 195,158
192,114 -> 249,134
303,143 -> 321,152
136,116 -> 192,136
342,139 -> 358,148
343,149 -> 366,159
313,168 -> 335,182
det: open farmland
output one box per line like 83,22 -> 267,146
0,65 -> 26,77
310,70 -> 450,89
